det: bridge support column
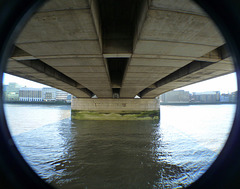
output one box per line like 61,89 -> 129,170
71,98 -> 160,120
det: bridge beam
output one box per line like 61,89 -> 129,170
71,98 -> 160,120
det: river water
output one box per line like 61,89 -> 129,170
3,104 -> 235,188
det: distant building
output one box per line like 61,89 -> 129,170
229,91 -> 237,103
160,90 -> 190,103
42,88 -> 56,101
4,83 -> 72,103
19,88 -> 42,102
66,94 -> 72,103
192,91 -> 220,103
56,90 -> 70,101
4,82 -> 21,101
220,93 -> 230,102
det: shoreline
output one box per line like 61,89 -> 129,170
4,101 -> 71,105
160,102 -> 236,106
4,101 -> 236,106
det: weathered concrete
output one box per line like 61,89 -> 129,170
71,98 -> 160,120
5,0 -> 234,100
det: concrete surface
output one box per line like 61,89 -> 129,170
6,0 -> 234,101
71,98 -> 160,120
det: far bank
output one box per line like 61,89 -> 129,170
4,101 -> 71,105
160,102 -> 236,106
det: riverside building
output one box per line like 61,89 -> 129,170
56,90 -> 70,101
4,82 -> 21,101
19,88 -> 42,102
5,84 -> 71,103
192,91 -> 220,103
42,88 -> 57,101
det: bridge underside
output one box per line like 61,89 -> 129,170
5,0 -> 234,119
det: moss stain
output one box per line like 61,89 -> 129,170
71,110 -> 160,121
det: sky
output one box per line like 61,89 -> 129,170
177,72 -> 237,93
3,73 -> 49,88
2,72 -> 238,93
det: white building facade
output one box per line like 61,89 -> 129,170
56,90 -> 69,101
18,87 -> 71,102
42,88 -> 57,101
19,88 -> 43,102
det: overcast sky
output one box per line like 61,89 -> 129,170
177,72 -> 237,93
3,73 -> 49,88
3,72 -> 238,93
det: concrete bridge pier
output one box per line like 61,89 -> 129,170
71,98 -> 160,120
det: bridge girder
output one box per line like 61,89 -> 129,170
6,0 -> 234,98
